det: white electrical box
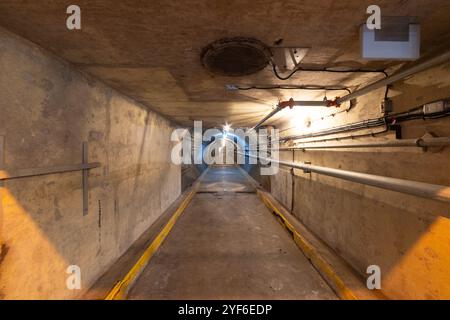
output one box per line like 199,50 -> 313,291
360,19 -> 420,60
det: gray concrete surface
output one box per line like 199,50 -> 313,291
1,1 -> 449,301
0,27 -> 180,299
0,1 -> 449,127
127,166 -> 337,300
198,166 -> 256,193
268,60 -> 450,299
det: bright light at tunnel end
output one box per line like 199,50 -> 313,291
223,123 -> 231,132
170,120 -> 279,175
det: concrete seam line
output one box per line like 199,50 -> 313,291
256,190 -> 358,300
104,169 -> 208,300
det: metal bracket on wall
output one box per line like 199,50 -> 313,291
421,132 -> 444,154
0,141 -> 100,216
388,124 -> 402,139
302,161 -> 312,174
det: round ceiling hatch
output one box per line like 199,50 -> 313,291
201,37 -> 271,77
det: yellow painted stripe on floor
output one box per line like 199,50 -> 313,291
257,190 -> 358,300
105,187 -> 198,300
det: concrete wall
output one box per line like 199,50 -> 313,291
0,28 -> 181,299
181,138 -> 208,191
271,61 -> 450,299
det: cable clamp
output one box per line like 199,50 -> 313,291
302,161 -> 312,174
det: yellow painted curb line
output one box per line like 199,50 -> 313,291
257,190 -> 358,300
105,187 -> 198,300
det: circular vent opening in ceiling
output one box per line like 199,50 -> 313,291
201,37 -> 271,77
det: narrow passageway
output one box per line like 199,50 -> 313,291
2,1 -> 450,302
127,166 -> 337,299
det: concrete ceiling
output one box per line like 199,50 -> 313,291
1,0 -> 449,128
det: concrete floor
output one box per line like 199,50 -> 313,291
127,166 -> 337,300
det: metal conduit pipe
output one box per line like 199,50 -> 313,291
249,106 -> 282,132
276,137 -> 450,150
279,100 -> 329,107
241,153 -> 450,203
334,51 -> 450,105
268,126 -> 391,146
250,52 -> 450,131
277,103 -> 450,143
279,117 -> 387,141
249,99 -> 329,131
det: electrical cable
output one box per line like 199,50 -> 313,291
235,84 -> 352,94
271,63 -> 389,81
277,107 -> 450,142
294,126 -> 391,144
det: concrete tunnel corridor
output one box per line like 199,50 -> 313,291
127,166 -> 336,300
1,1 -> 450,305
